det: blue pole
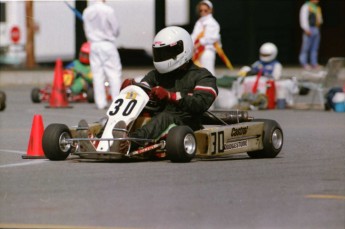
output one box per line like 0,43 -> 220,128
64,1 -> 83,22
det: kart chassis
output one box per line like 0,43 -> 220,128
42,84 -> 283,162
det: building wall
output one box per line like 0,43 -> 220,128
189,0 -> 345,65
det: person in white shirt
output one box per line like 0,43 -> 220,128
299,0 -> 323,70
191,0 -> 220,76
83,0 -> 122,109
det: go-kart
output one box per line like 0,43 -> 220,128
42,82 -> 284,162
31,84 -> 94,103
31,69 -> 94,103
31,70 -> 111,104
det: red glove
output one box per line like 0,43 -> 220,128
120,78 -> 135,90
150,86 -> 177,102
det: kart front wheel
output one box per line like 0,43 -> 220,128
166,126 -> 196,163
247,119 -> 283,158
42,124 -> 72,161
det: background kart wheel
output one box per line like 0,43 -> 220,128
42,124 -> 72,161
247,119 -> 283,158
166,126 -> 196,163
31,87 -> 42,103
298,86 -> 310,95
87,88 -> 94,103
0,91 -> 6,111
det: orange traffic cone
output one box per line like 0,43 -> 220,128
46,58 -> 72,108
22,114 -> 46,159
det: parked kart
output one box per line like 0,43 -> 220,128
31,84 -> 93,103
0,91 -> 6,111
31,70 -> 111,103
42,82 -> 284,162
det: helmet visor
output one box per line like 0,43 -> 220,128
260,53 -> 271,57
153,40 -> 183,62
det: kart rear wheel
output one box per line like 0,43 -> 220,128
247,119 -> 283,158
87,88 -> 94,103
31,87 -> 41,103
0,91 -> 6,111
166,126 -> 196,163
42,124 -> 72,161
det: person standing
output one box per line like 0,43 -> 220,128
299,0 -> 323,70
83,0 -> 122,109
191,0 -> 220,76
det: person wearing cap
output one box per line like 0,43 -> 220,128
299,0 -> 323,70
83,0 -> 122,109
191,0 -> 220,76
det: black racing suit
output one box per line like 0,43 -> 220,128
130,62 -> 218,141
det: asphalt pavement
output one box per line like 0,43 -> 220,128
0,65 -> 313,85
0,66 -> 344,229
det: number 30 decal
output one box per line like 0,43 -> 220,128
210,131 -> 224,154
109,99 -> 137,116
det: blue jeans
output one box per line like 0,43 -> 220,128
299,27 -> 321,67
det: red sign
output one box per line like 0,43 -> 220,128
10,26 -> 20,43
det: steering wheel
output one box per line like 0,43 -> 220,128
133,81 -> 152,94
132,81 -> 163,112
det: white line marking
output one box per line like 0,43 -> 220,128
0,160 -> 46,168
0,149 -> 47,168
0,149 -> 26,154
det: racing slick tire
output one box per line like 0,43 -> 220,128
42,124 -> 72,161
87,88 -> 94,103
31,87 -> 41,103
0,91 -> 6,111
166,126 -> 196,163
247,119 -> 283,158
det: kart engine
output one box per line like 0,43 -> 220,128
202,110 -> 253,125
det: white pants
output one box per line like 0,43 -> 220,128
275,79 -> 299,106
199,49 -> 216,76
90,41 -> 122,109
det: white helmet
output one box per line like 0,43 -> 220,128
152,26 -> 193,74
259,42 -> 278,63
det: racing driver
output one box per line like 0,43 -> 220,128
122,26 -> 218,150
